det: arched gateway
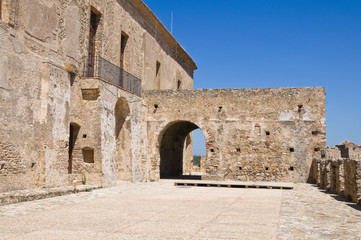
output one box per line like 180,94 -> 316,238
159,121 -> 204,179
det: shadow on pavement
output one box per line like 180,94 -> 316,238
315,185 -> 361,212
161,175 -> 202,180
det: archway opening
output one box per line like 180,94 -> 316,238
188,128 -> 207,175
115,97 -> 130,180
160,121 -> 206,179
115,97 -> 130,138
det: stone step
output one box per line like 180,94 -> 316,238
0,185 -> 101,206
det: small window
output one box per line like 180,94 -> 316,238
290,148 -> 295,152
177,80 -> 182,89
120,31 -> 128,68
218,106 -> 222,112
210,149 -> 215,153
265,131 -> 270,136
236,148 -> 241,152
298,105 -> 303,112
154,104 -> 158,109
239,166 -> 242,171
289,166 -> 294,171
314,147 -> 320,152
83,148 -> 94,163
155,61 -> 161,89
265,167 -> 269,171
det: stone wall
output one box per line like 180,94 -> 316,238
314,142 -> 361,205
0,0 -> 196,192
143,87 -> 326,183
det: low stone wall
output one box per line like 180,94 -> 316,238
314,142 -> 361,205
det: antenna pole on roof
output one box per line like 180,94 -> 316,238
171,11 -> 173,34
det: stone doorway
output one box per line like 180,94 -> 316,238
68,123 -> 80,174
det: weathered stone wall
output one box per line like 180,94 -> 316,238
315,142 -> 361,205
0,0 -> 196,192
143,87 -> 326,183
0,20 -> 71,191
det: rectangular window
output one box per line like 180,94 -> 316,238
120,31 -> 128,69
155,61 -> 161,89
87,8 -> 101,77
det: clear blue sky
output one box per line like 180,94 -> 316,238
143,0 -> 361,154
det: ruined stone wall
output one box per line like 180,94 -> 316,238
315,143 -> 361,205
143,87 -> 326,182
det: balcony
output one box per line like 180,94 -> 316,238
82,56 -> 142,97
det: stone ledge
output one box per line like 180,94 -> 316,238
0,185 -> 101,206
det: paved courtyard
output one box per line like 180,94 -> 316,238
0,180 -> 360,239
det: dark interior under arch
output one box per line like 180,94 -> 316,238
160,121 -> 201,179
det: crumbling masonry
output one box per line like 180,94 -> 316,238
310,141 -> 361,205
0,0 -> 359,206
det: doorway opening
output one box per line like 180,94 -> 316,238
159,121 -> 206,179
69,123 -> 80,174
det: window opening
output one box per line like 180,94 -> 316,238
155,61 -> 161,89
120,31 -> 128,69
177,80 -> 182,89
87,9 -> 101,77
298,105 -> 303,113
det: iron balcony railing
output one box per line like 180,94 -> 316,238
83,56 -> 142,96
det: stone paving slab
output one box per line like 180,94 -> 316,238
279,184 -> 361,239
0,181 -> 360,239
0,180 -> 282,239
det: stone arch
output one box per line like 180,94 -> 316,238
115,97 -> 130,138
114,97 -> 130,180
159,120 -> 208,179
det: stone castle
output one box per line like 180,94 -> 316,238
0,0 -> 359,204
